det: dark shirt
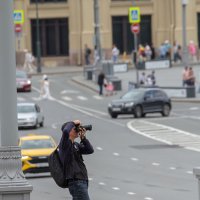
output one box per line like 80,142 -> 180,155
58,123 -> 94,181
98,73 -> 105,85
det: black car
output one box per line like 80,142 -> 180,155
108,88 -> 171,118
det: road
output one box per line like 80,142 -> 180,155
17,72 -> 200,200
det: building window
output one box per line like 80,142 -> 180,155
112,15 -> 152,54
30,0 -> 67,3
31,18 -> 69,57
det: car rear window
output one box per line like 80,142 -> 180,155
20,139 -> 55,149
16,71 -> 27,79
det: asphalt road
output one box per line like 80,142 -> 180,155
17,72 -> 200,200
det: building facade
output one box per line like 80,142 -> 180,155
14,0 -> 200,66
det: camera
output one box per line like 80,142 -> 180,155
74,124 -> 92,132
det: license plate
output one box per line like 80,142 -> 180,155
112,107 -> 121,111
36,163 -> 49,167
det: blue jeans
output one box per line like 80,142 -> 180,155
68,180 -> 90,200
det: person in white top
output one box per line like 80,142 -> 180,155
23,49 -> 35,73
40,74 -> 51,99
111,44 -> 119,63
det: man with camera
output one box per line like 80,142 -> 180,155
58,120 -> 94,200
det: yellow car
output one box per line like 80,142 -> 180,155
19,134 -> 57,174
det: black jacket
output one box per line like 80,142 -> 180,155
58,122 -> 94,180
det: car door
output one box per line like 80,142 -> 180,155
142,90 -> 156,112
153,90 -> 164,111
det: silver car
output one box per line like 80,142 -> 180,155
17,103 -> 44,129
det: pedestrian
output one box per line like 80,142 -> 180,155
97,71 -> 105,95
58,120 -> 94,200
185,66 -> 195,86
23,49 -> 35,73
105,81 -> 114,96
40,74 -> 51,99
188,40 -> 197,62
111,44 -> 119,63
182,66 -> 188,86
146,70 -> 156,86
84,44 -> 91,65
139,72 -> 146,85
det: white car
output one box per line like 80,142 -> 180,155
17,103 -> 44,129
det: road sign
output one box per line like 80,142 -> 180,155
131,23 -> 140,34
15,24 -> 22,33
13,10 -> 24,24
129,7 -> 141,24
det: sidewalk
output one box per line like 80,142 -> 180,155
29,64 -> 200,103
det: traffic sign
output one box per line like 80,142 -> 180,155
131,23 -> 140,34
15,24 -> 22,33
129,7 -> 141,24
13,10 -> 24,24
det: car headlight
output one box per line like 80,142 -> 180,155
21,155 -> 31,161
124,102 -> 134,107
108,103 -> 112,108
27,80 -> 31,84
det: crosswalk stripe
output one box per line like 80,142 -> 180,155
62,96 -> 72,101
127,120 -> 200,152
77,96 -> 88,100
93,95 -> 103,100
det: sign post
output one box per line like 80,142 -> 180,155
129,7 -> 141,85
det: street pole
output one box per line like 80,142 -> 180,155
94,0 -> 102,63
182,0 -> 189,67
36,0 -> 42,73
0,1 -> 32,199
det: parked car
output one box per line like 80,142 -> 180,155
16,70 -> 31,92
108,88 -> 171,118
17,102 -> 44,129
19,134 -> 57,173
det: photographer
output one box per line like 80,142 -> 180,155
58,120 -> 94,200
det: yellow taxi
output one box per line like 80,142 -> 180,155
19,134 -> 57,174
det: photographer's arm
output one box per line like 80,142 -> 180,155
79,138 -> 94,154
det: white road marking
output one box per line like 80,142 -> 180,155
130,157 -> 139,161
99,182 -> 106,186
96,147 -> 103,151
60,90 -> 79,94
62,96 -> 72,101
127,192 -> 136,195
113,152 -> 120,156
127,120 -> 200,152
152,162 -> 160,166
93,95 -> 103,100
144,197 -> 153,200
169,167 -> 176,170
112,187 -> 120,190
190,107 -> 199,110
77,96 -> 87,100
51,123 -> 57,129
186,170 -> 193,174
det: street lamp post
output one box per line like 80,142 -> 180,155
36,0 -> 41,73
0,1 -> 32,199
94,0 -> 102,63
182,0 -> 189,67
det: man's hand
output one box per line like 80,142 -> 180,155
73,120 -> 81,126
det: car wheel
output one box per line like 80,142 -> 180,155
162,104 -> 170,117
40,120 -> 44,127
134,106 -> 143,118
34,120 -> 38,129
110,112 -> 118,118
142,113 -> 146,117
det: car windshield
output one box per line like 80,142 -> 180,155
16,71 -> 27,79
17,105 -> 35,113
21,139 -> 55,149
121,90 -> 144,100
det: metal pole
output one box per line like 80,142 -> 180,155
132,0 -> 139,85
0,0 -> 32,198
36,0 -> 41,73
94,0 -> 102,62
182,0 -> 189,67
